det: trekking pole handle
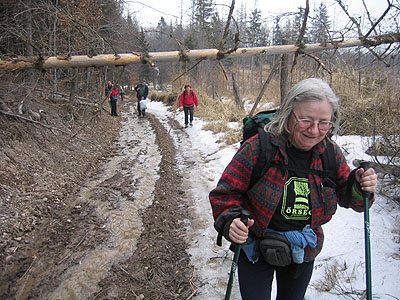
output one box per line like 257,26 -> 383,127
240,210 -> 250,226
359,161 -> 371,198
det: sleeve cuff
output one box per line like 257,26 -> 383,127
351,184 -> 364,201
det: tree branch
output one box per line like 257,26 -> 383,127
172,59 -> 204,82
335,0 -> 363,36
363,1 -> 392,39
216,0 -> 240,60
304,53 -> 333,74
0,109 -> 69,134
218,0 -> 235,50
291,0 -> 310,74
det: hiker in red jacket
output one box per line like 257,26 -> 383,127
209,78 -> 378,300
179,84 -> 198,128
109,84 -> 119,117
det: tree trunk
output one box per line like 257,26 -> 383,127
86,67 -> 91,96
1,34 -> 399,71
249,58 -> 281,117
69,68 -> 79,103
280,54 -> 289,104
250,56 -> 254,90
52,0 -> 59,101
232,73 -> 244,110
21,0 -> 34,115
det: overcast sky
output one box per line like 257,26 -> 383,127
125,0 -> 390,29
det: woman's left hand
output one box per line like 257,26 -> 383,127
355,167 -> 378,193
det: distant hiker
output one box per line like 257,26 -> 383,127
119,87 -> 125,101
179,84 -> 198,128
209,78 -> 378,300
135,80 -> 149,117
105,81 -> 113,96
109,84 -> 119,117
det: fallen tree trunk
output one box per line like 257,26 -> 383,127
1,34 -> 399,71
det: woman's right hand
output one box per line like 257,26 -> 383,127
229,218 -> 254,244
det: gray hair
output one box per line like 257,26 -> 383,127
265,78 -> 341,136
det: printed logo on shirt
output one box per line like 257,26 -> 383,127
281,177 -> 311,220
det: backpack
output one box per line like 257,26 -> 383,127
242,109 -> 277,143
241,109 -> 337,189
137,84 -> 147,98
183,90 -> 194,105
184,90 -> 193,98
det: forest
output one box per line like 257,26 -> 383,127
0,0 -> 399,299
1,0 -> 397,191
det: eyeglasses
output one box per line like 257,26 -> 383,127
292,112 -> 333,131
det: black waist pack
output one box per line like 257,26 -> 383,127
259,232 -> 292,267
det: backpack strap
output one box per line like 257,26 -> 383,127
248,128 -> 276,189
183,90 -> 193,102
321,139 -> 338,183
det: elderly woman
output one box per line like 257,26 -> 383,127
209,78 -> 378,300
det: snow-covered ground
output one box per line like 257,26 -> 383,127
147,100 -> 400,300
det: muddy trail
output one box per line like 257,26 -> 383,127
1,98 -> 237,300
44,103 -> 195,300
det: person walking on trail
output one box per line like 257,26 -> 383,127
105,81 -> 113,96
179,84 -> 198,128
119,87 -> 125,101
109,84 -> 119,117
209,78 -> 378,300
135,80 -> 149,117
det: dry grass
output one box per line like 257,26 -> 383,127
149,91 -> 178,106
310,260 -> 365,300
329,66 -> 400,136
338,89 -> 400,137
336,72 -> 400,183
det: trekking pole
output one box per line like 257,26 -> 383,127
225,210 -> 250,300
360,161 -> 372,300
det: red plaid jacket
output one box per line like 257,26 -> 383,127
209,133 -> 374,262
